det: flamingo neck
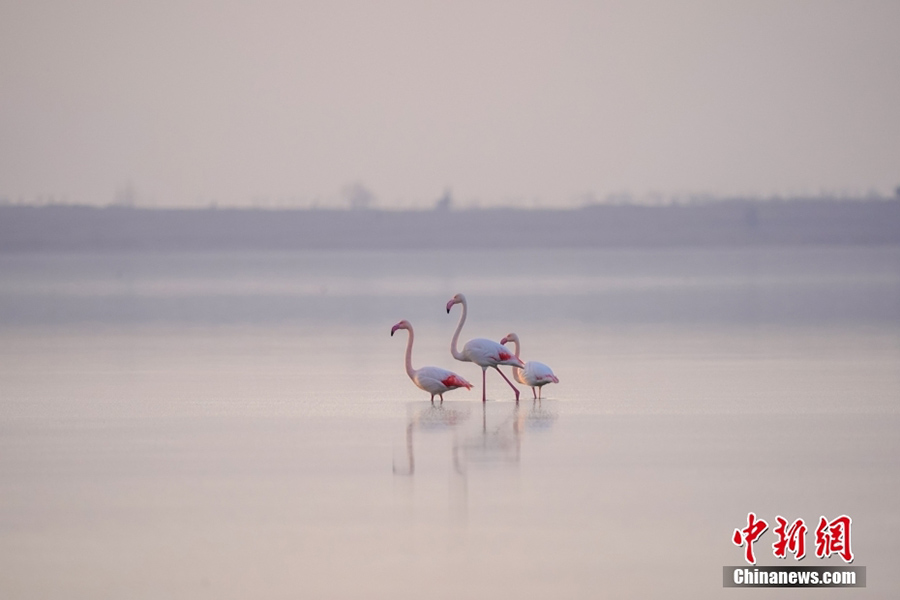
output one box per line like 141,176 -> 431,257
510,338 -> 523,375
403,327 -> 417,381
450,299 -> 467,361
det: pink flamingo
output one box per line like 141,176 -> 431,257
391,320 -> 472,403
446,293 -> 525,402
500,332 -> 559,400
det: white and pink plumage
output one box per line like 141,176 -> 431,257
446,293 -> 525,402
500,332 -> 559,400
392,320 -> 472,403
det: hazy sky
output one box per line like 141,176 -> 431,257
1,0 -> 899,208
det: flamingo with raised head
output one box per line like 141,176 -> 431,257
391,320 -> 472,403
500,332 -> 559,400
446,293 -> 525,402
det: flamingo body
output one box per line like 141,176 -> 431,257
413,366 -> 472,398
461,337 -> 523,369
500,333 -> 559,399
392,320 -> 472,403
519,361 -> 559,388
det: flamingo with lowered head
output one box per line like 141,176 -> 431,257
391,320 -> 472,403
446,293 -> 525,402
500,332 -> 559,400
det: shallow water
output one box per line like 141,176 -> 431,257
1,247 -> 898,598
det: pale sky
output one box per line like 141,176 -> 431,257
1,0 -> 899,208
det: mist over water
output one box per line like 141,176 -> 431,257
1,246 -> 898,598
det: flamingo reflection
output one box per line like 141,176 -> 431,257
392,403 -> 471,475
393,400 -> 558,477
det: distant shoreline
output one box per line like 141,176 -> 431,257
2,199 -> 898,252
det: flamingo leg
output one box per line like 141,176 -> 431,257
481,368 -> 487,402
493,366 -> 520,402
439,394 -> 444,404
532,386 -> 537,399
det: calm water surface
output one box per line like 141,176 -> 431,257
1,247 -> 898,598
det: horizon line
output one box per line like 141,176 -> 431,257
2,193 -> 899,212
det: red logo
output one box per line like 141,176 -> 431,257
815,515 -> 854,563
733,513 -> 854,564
773,516 -> 807,560
732,512 -> 768,565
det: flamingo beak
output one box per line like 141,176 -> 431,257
390,323 -> 400,336
446,299 -> 454,313
500,337 -> 508,345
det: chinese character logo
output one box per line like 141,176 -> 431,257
773,516 -> 807,560
815,515 -> 854,563
733,513 -> 854,564
732,512 -> 768,565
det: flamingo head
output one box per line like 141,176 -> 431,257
391,320 -> 411,336
500,332 -> 519,346
446,293 -> 466,313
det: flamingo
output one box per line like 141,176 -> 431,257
446,293 -> 525,402
500,332 -> 559,400
391,320 -> 472,403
